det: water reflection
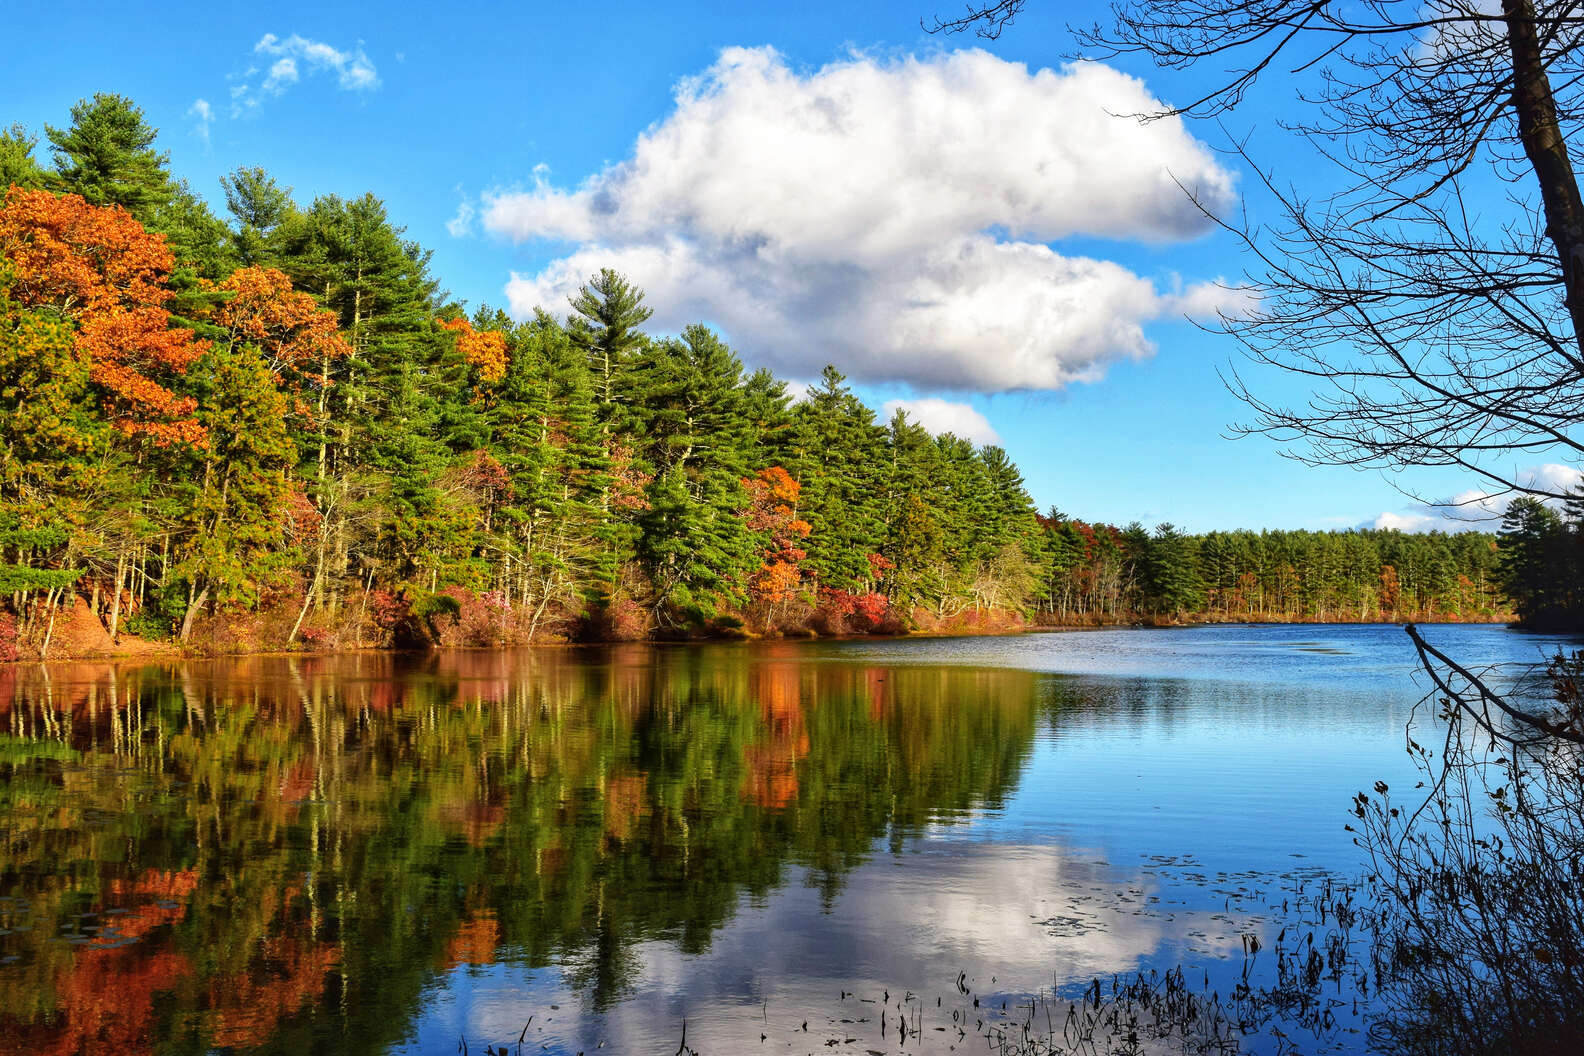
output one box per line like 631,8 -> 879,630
0,647 -> 1044,1054
11,629 -> 1565,1055
420,842 -> 1259,1056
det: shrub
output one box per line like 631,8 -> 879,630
1357,635 -> 1584,1055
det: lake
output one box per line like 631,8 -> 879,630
1,624 -> 1577,1055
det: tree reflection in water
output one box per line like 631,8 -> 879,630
0,645 -> 1041,1054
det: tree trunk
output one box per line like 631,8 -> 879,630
179,584 -> 209,643
288,533 -> 326,646
1503,0 -> 1584,357
108,549 -> 126,642
40,587 -> 61,658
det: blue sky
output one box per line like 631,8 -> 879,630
1,0 -> 1529,532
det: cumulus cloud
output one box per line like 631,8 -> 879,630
484,46 -> 1241,392
883,397 -> 1001,445
1370,511 -> 1443,533
186,98 -> 213,144
230,33 -> 379,115
1367,463 -> 1583,531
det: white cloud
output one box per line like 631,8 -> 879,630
1418,0 -> 1504,58
422,842 -> 1238,1055
186,98 -> 213,144
263,57 -> 299,95
483,46 -> 1241,392
883,397 -> 1001,445
1371,511 -> 1442,533
1368,463 -> 1583,531
1513,462 -> 1579,498
230,33 -> 380,114
446,197 -> 476,239
255,33 -> 380,91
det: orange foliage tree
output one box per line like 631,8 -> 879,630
744,467 -> 811,626
0,187 -> 205,446
1379,563 -> 1401,618
437,316 -> 508,386
213,266 -> 350,397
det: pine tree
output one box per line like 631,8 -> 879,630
880,409 -> 947,610
46,94 -> 174,223
156,180 -> 235,279
221,166 -> 294,266
173,344 -> 299,639
739,366 -> 794,469
271,192 -> 463,596
568,268 -> 653,417
629,325 -> 759,624
1500,498 -> 1569,628
0,125 -> 47,191
788,366 -> 887,593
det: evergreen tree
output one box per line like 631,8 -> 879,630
882,410 -> 945,610
173,344 -> 299,638
568,268 -> 652,416
788,366 -> 887,592
1500,498 -> 1570,628
1145,523 -> 1203,617
46,93 -> 174,222
157,180 -> 235,278
0,124 -> 47,190
739,366 -> 794,469
975,445 -> 1038,559
485,312 -> 580,617
629,325 -> 758,624
221,165 -> 294,266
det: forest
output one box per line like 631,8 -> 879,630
0,95 -> 1517,659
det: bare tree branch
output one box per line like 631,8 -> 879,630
930,2 -> 1584,503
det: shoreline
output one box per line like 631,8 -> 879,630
2,612 -> 1521,666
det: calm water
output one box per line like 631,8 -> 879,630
1,624 -> 1577,1055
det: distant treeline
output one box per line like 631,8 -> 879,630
0,95 -> 1517,657
1033,517 -> 1509,624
